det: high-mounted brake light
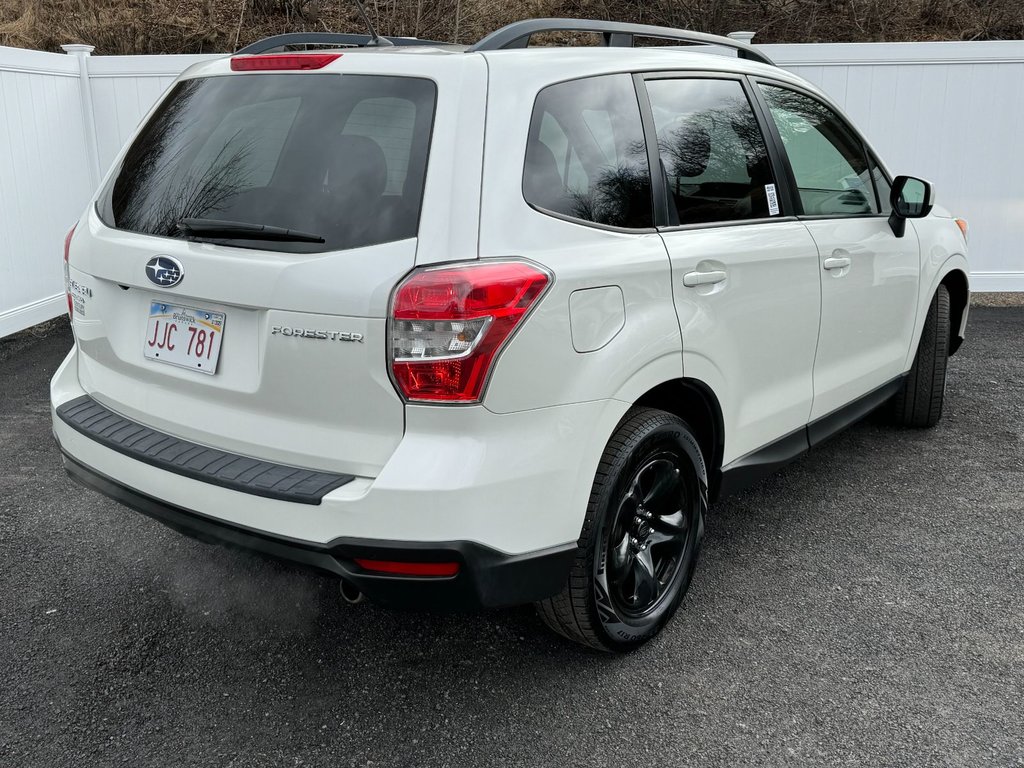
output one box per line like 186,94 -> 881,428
229,53 -> 342,72
354,559 -> 460,578
390,261 -> 551,403
64,224 -> 77,319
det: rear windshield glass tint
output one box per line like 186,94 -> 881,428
97,74 -> 436,253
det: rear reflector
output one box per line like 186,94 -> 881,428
354,559 -> 460,578
230,53 -> 342,71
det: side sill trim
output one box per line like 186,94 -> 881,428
806,376 -> 904,448
56,394 -> 353,505
717,375 -> 905,500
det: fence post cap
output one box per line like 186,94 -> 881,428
727,31 -> 756,44
61,44 -> 95,55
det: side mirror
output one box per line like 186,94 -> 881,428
889,175 -> 934,237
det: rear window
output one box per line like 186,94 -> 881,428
97,74 -> 436,253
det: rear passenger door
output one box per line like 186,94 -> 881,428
640,74 -> 822,466
754,82 -> 920,423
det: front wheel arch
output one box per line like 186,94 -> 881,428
941,269 -> 969,356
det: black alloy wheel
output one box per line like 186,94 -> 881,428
537,408 -> 706,652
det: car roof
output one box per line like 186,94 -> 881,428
179,41 -> 822,105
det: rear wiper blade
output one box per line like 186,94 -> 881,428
175,218 -> 325,244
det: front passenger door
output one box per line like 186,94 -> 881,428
756,83 -> 920,422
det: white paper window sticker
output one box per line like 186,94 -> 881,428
766,183 -> 780,216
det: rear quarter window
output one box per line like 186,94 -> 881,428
523,74 -> 653,229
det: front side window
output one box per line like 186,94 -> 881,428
98,74 -> 436,253
759,85 -> 877,217
523,74 -> 653,229
645,78 -> 779,226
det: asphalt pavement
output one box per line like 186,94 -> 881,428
1,309 -> 1021,767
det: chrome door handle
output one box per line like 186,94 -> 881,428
682,270 -> 727,287
823,256 -> 851,271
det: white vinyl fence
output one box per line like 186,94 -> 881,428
1,38 -> 1022,337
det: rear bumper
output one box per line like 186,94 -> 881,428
52,345 -> 626,555
60,450 -> 577,610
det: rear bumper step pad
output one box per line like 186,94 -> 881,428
56,395 -> 353,504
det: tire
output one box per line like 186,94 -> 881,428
536,408 -> 707,652
891,284 -> 951,428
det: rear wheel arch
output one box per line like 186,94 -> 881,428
940,269 -> 969,356
633,378 -> 725,501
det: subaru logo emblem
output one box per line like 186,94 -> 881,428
145,255 -> 184,288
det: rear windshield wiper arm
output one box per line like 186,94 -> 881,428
175,218 -> 325,244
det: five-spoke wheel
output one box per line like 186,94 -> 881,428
537,408 -> 706,652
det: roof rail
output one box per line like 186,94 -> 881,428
467,18 -> 777,67
236,32 -> 448,55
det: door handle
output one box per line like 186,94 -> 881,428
823,256 -> 851,271
682,270 -> 727,287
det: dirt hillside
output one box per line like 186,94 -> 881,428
1,0 -> 1021,54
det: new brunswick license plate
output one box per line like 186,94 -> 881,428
143,301 -> 225,375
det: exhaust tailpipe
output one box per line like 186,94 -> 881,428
339,579 -> 365,605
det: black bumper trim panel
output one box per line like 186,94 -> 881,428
56,395 -> 353,504
60,451 -> 577,610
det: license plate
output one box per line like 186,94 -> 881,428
143,301 -> 225,375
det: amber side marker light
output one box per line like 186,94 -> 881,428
354,559 -> 460,578
955,218 -> 969,242
230,53 -> 342,71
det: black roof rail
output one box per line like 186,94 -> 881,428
236,32 -> 449,55
467,18 -> 777,67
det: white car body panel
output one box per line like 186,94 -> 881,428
804,216 -> 922,421
662,221 -> 821,464
906,218 -> 971,364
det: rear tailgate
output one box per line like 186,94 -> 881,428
67,51 -> 486,477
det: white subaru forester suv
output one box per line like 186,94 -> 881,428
52,19 -> 970,651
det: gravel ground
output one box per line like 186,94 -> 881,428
1,310 -> 1022,767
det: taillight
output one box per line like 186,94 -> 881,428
955,218 -> 969,242
390,261 -> 551,403
64,224 -> 76,319
229,53 -> 341,71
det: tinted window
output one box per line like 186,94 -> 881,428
759,85 -> 876,216
99,74 -> 436,253
646,78 -> 778,226
524,74 -> 653,229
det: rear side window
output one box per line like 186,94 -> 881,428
645,78 -> 778,226
98,74 -> 436,253
523,74 -> 653,229
759,85 -> 877,217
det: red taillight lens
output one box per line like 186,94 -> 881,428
64,224 -> 77,319
390,261 -> 550,402
229,53 -> 342,71
354,559 -> 460,577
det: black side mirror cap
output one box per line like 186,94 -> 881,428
889,175 -> 934,237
